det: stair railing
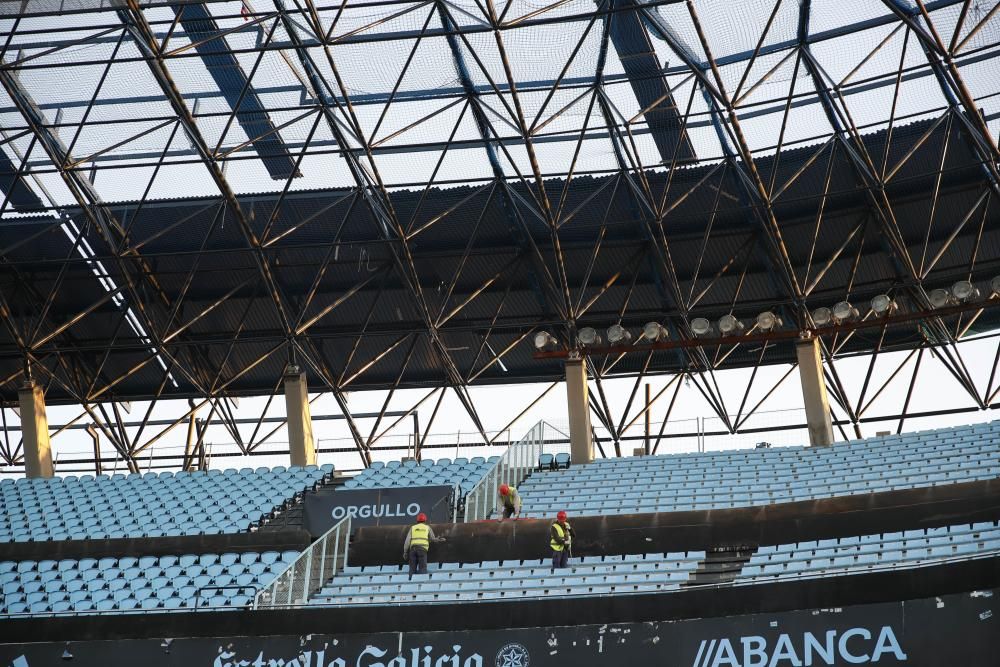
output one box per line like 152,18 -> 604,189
252,515 -> 351,609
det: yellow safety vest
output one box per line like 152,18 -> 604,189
502,486 -> 518,508
409,523 -> 430,550
550,521 -> 571,551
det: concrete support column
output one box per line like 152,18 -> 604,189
796,336 -> 834,447
283,367 -> 316,467
18,381 -> 53,478
565,358 -> 594,463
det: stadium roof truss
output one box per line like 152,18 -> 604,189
0,0 -> 1000,466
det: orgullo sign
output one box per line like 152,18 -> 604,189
303,485 -> 454,535
1,589 -> 996,666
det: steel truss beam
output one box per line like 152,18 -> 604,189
270,0 -> 493,450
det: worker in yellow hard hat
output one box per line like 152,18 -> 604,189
549,510 -> 575,572
402,513 -> 445,578
498,484 -> 521,520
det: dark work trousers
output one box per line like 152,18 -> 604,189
502,505 -> 516,519
408,547 -> 428,577
551,548 -> 568,571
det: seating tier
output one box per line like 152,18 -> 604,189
518,422 -> 1000,517
0,550 -> 300,615
0,464 -> 333,542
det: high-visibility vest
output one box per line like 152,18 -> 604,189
502,486 -> 518,508
409,523 -> 430,550
550,521 -> 571,551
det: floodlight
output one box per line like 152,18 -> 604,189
578,327 -> 601,346
812,307 -> 832,326
533,331 -> 557,350
718,314 -> 743,335
756,310 -> 782,332
691,318 -> 712,336
871,294 -> 895,315
832,301 -> 858,323
991,276 -> 1000,297
928,288 -> 952,309
607,324 -> 631,344
642,321 -> 666,341
951,280 -> 979,302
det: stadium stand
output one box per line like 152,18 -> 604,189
0,551 -> 299,615
311,551 -> 705,605
310,520 -> 1000,607
1,423 -> 998,619
516,422 -> 1000,517
738,521 -> 1000,583
343,457 -> 500,494
0,465 -> 334,542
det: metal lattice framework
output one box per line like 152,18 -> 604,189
1,0 -> 1000,468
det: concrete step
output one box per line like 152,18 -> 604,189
682,547 -> 754,586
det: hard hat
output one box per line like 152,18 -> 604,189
499,484 -> 510,496
417,513 -> 427,523
557,511 -> 568,522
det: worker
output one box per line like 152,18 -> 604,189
549,510 -> 575,572
498,483 -> 521,519
402,513 -> 445,578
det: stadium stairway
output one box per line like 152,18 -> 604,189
254,469 -> 349,533
681,547 -> 755,586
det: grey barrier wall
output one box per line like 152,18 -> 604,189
303,485 -> 454,536
2,588 -> 996,666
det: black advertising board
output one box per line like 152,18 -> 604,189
303,485 -> 454,536
2,588 -> 997,666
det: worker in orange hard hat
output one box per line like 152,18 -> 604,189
403,512 -> 445,578
498,483 -> 522,520
549,510 -> 575,572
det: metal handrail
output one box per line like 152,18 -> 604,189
252,515 -> 351,609
462,421 -> 546,522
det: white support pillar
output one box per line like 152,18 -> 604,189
565,357 -> 594,463
18,381 -> 53,478
796,336 -> 834,447
283,367 -> 316,467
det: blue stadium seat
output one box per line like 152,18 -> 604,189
0,465 -> 331,543
514,423 -> 1000,517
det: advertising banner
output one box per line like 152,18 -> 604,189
2,588 -> 996,666
303,485 -> 454,535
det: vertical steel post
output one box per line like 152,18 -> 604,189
343,517 -> 351,568
645,383 -> 651,455
18,380 -> 53,478
566,358 -> 594,464
305,539 -> 315,604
